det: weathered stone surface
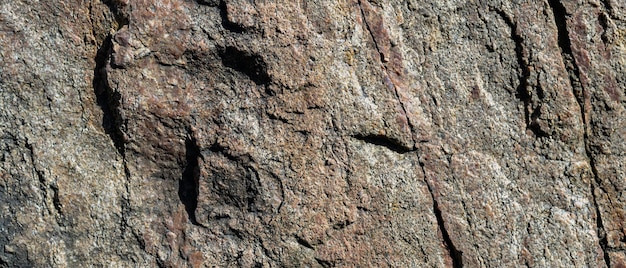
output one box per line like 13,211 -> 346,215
0,0 -> 624,266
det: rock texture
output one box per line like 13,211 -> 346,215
0,0 -> 625,266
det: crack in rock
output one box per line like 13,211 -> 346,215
93,35 -> 126,156
219,46 -> 271,86
179,130 -> 205,227
351,134 -> 413,154
493,9 -> 534,135
357,0 -> 416,149
420,162 -> 464,268
546,0 -> 611,266
25,140 -> 62,218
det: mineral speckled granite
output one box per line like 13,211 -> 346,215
0,0 -> 625,267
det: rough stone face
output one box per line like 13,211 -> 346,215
0,0 -> 624,267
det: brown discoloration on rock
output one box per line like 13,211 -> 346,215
604,72 -> 621,102
565,6 -> 626,257
470,86 -> 481,101
569,9 -> 622,104
358,1 -> 390,61
358,0 -> 431,145
358,0 -> 412,142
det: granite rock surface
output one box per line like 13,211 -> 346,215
0,0 -> 625,266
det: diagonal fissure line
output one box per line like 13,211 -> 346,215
494,9 -> 533,131
420,161 -> 464,268
358,3 -> 460,263
357,0 -> 386,67
89,3 -> 140,247
357,0 -> 416,147
546,0 -> 610,266
25,140 -> 62,218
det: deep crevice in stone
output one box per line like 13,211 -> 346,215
599,0 -> 617,20
546,0 -> 583,104
93,35 -> 126,156
50,184 -> 62,217
93,32 -> 143,253
219,46 -> 270,86
351,134 -> 413,154
179,133 -> 203,227
218,0 -> 247,33
494,8 -> 555,138
546,1 -> 611,266
598,12 -> 611,45
494,9 -> 533,134
547,0 -> 573,56
587,142 -> 614,266
421,162 -> 463,268
295,235 -> 315,250
91,1 -> 142,255
196,0 -> 220,7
